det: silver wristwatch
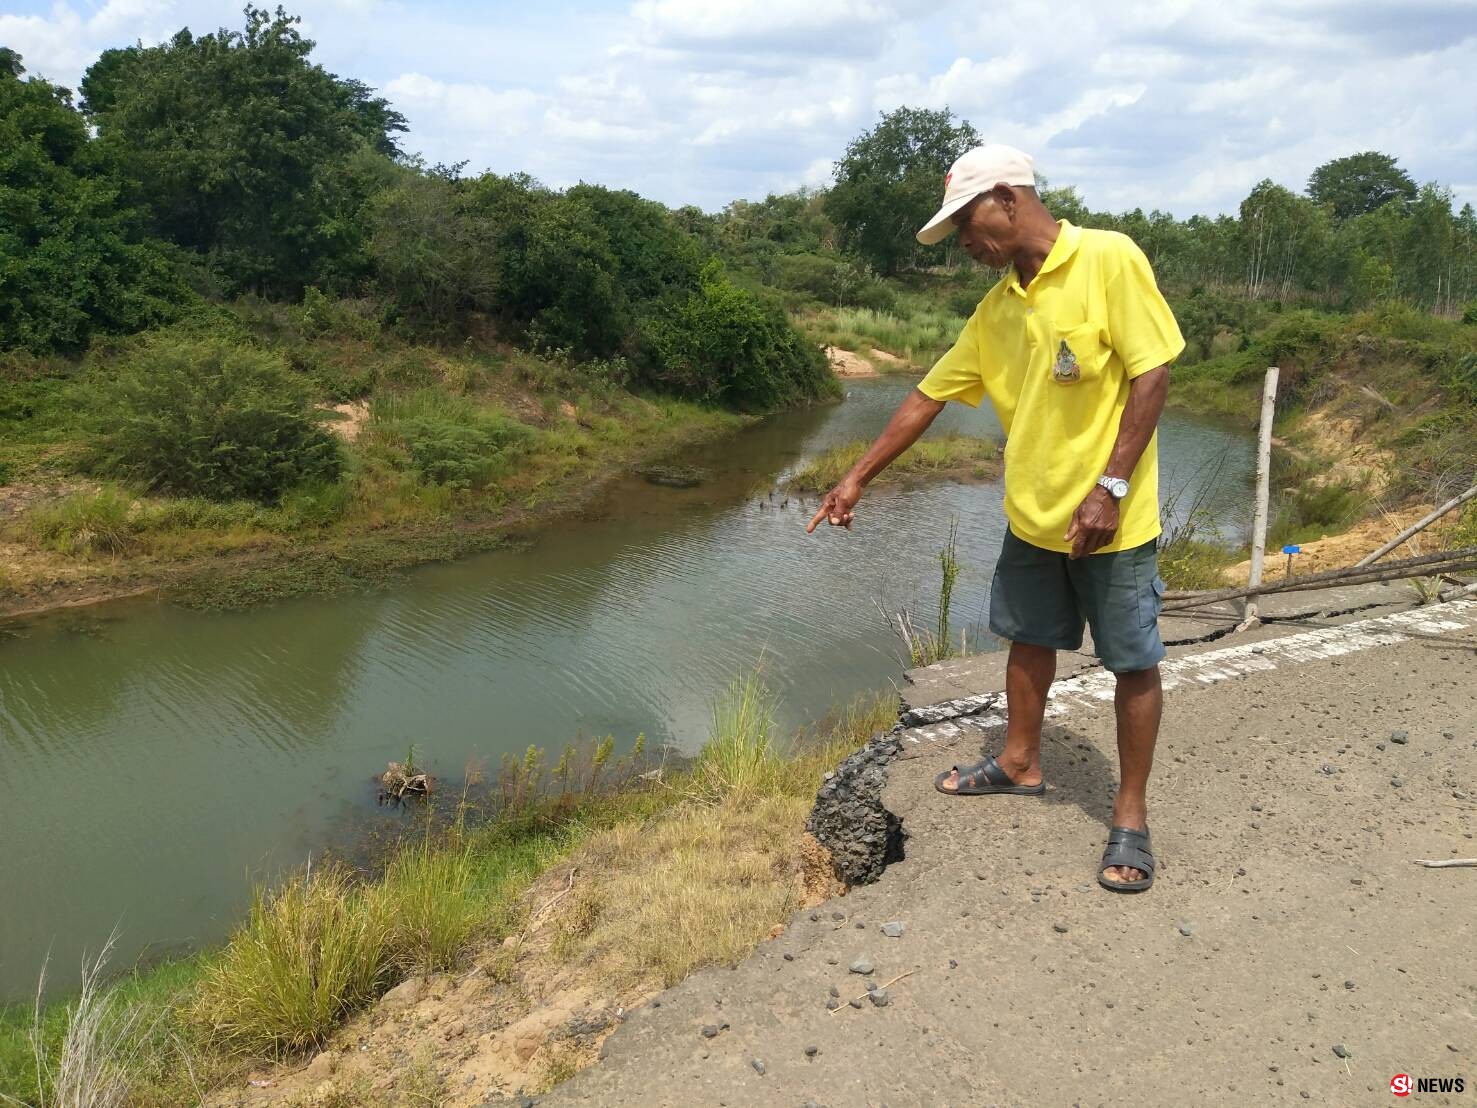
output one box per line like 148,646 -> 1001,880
1097,475 -> 1130,499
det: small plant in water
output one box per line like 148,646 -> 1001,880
877,518 -> 965,667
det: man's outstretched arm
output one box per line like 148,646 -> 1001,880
806,388 -> 947,533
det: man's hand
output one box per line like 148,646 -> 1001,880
1064,485 -> 1119,558
806,478 -> 862,533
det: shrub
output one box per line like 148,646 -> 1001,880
642,262 -> 835,410
1442,351 -> 1477,405
1462,300 -> 1477,326
371,391 -> 533,490
89,335 -> 343,503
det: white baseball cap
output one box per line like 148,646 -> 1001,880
916,144 -> 1036,245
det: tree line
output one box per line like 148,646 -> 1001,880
0,8 -> 828,413
4,6 -> 1474,374
695,110 -> 1477,320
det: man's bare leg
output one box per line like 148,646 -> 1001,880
1103,664 -> 1162,883
938,641 -> 1051,791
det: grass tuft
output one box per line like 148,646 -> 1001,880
188,866 -> 392,1058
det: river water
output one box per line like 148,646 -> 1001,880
0,378 -> 1252,1000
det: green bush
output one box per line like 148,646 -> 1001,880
1462,301 -> 1477,326
643,263 -> 835,410
0,458 -> 12,486
372,391 -> 533,490
1444,352 -> 1477,405
89,335 -> 343,503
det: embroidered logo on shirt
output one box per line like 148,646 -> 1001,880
1052,340 -> 1081,383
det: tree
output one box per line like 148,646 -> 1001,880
825,107 -> 981,274
0,57 -> 185,352
1238,180 -> 1329,300
82,6 -> 407,296
1307,152 -> 1416,221
367,167 -> 501,323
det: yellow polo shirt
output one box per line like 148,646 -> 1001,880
918,221 -> 1184,555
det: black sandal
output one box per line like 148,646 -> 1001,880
1098,825 -> 1155,892
934,756 -> 1046,796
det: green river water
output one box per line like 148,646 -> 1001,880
0,378 -> 1252,999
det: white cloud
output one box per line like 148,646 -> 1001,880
382,73 -> 541,138
2,0 -> 1474,215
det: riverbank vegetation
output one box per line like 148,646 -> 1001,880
787,433 -> 1000,493
0,11 -> 835,614
0,679 -> 895,1105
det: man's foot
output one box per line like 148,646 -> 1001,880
1102,799 -> 1148,884
935,751 -> 1042,794
1098,823 -> 1154,891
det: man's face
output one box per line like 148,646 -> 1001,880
951,188 -> 1015,268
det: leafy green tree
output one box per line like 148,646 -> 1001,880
1307,152 -> 1416,221
826,107 -> 981,274
0,58 -> 185,352
368,167 -> 501,324
81,6 -> 407,296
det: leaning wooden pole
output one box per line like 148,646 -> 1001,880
1239,366 -> 1280,630
1355,482 -> 1477,567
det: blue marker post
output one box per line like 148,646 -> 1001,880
1282,544 -> 1301,578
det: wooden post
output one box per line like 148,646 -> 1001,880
1355,481 -> 1477,567
1239,366 -> 1280,631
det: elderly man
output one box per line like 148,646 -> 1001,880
806,144 -> 1184,891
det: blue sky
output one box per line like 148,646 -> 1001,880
4,0 -> 1475,215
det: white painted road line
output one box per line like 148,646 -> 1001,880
903,600 -> 1477,745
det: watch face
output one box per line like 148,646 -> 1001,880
1110,478 -> 1129,498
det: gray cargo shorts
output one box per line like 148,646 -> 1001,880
988,528 -> 1167,673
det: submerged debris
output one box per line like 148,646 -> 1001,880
637,463 -> 709,489
379,760 -> 433,803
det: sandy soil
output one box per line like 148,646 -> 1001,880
318,401 -> 371,442
1224,502 -> 1462,585
825,347 -> 879,378
1284,409 -> 1397,497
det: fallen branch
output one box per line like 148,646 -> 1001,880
527,867 -> 579,927
830,969 -> 916,1015
1162,546 -> 1477,611
1412,858 -> 1477,868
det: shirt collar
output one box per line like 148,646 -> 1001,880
1004,219 -> 1081,295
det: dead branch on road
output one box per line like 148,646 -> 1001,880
1412,858 -> 1477,868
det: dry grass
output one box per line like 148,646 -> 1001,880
546,685 -> 897,990
8,936 -> 174,1108
548,794 -> 811,989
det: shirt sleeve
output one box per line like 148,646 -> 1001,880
917,312 -> 987,407
1104,239 -> 1186,379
